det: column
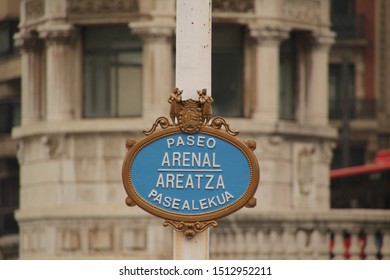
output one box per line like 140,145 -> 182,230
306,32 -> 335,126
130,24 -> 175,119
16,32 -> 44,125
39,26 -> 79,122
381,231 -> 390,260
249,27 -> 289,124
365,230 -> 378,259
332,229 -> 346,259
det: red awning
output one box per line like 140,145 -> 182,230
330,150 -> 390,179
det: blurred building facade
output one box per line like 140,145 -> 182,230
329,0 -> 390,169
0,0 -> 21,260
0,0 -> 389,259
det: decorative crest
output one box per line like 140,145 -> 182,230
146,88 -> 237,136
179,99 -> 203,134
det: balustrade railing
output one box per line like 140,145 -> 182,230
210,210 -> 390,260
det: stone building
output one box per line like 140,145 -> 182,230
0,0 -> 389,259
0,0 -> 21,259
329,0 -> 390,170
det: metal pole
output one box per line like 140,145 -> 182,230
341,57 -> 350,168
174,0 -> 212,260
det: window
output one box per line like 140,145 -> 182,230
212,25 -> 244,117
329,63 -> 355,119
0,20 -> 18,56
0,79 -> 21,134
279,35 -> 297,120
331,0 -> 355,18
83,25 -> 142,118
331,0 -> 364,39
0,159 -> 19,236
0,98 -> 20,134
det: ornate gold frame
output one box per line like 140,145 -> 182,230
122,89 -> 260,238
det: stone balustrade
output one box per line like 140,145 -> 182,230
210,210 -> 390,260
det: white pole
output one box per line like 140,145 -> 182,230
176,0 -> 212,100
174,0 -> 212,260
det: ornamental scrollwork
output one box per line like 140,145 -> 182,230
210,117 -> 239,136
26,0 -> 45,21
213,0 -> 255,13
144,88 -> 239,136
282,0 -> 321,24
67,0 -> 139,15
143,117 -> 171,136
163,220 -> 218,239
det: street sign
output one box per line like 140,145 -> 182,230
122,90 -> 259,238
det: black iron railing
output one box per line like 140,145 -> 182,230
329,98 -> 376,120
331,14 -> 365,40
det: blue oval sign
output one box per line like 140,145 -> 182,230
122,126 -> 259,222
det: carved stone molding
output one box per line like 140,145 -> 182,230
39,27 -> 80,46
311,31 -> 336,51
16,141 -> 25,165
41,135 -> 65,159
14,32 -> 44,53
282,0 -> 321,24
26,0 -> 45,22
284,31 -> 335,52
297,147 -> 315,196
318,141 -> 336,165
257,136 -> 283,160
59,229 -> 81,252
130,26 -> 175,43
249,26 -> 290,46
67,0 -> 139,15
213,0 -> 255,13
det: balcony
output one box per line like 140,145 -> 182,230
331,14 -> 365,40
329,97 -> 376,120
210,210 -> 390,260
